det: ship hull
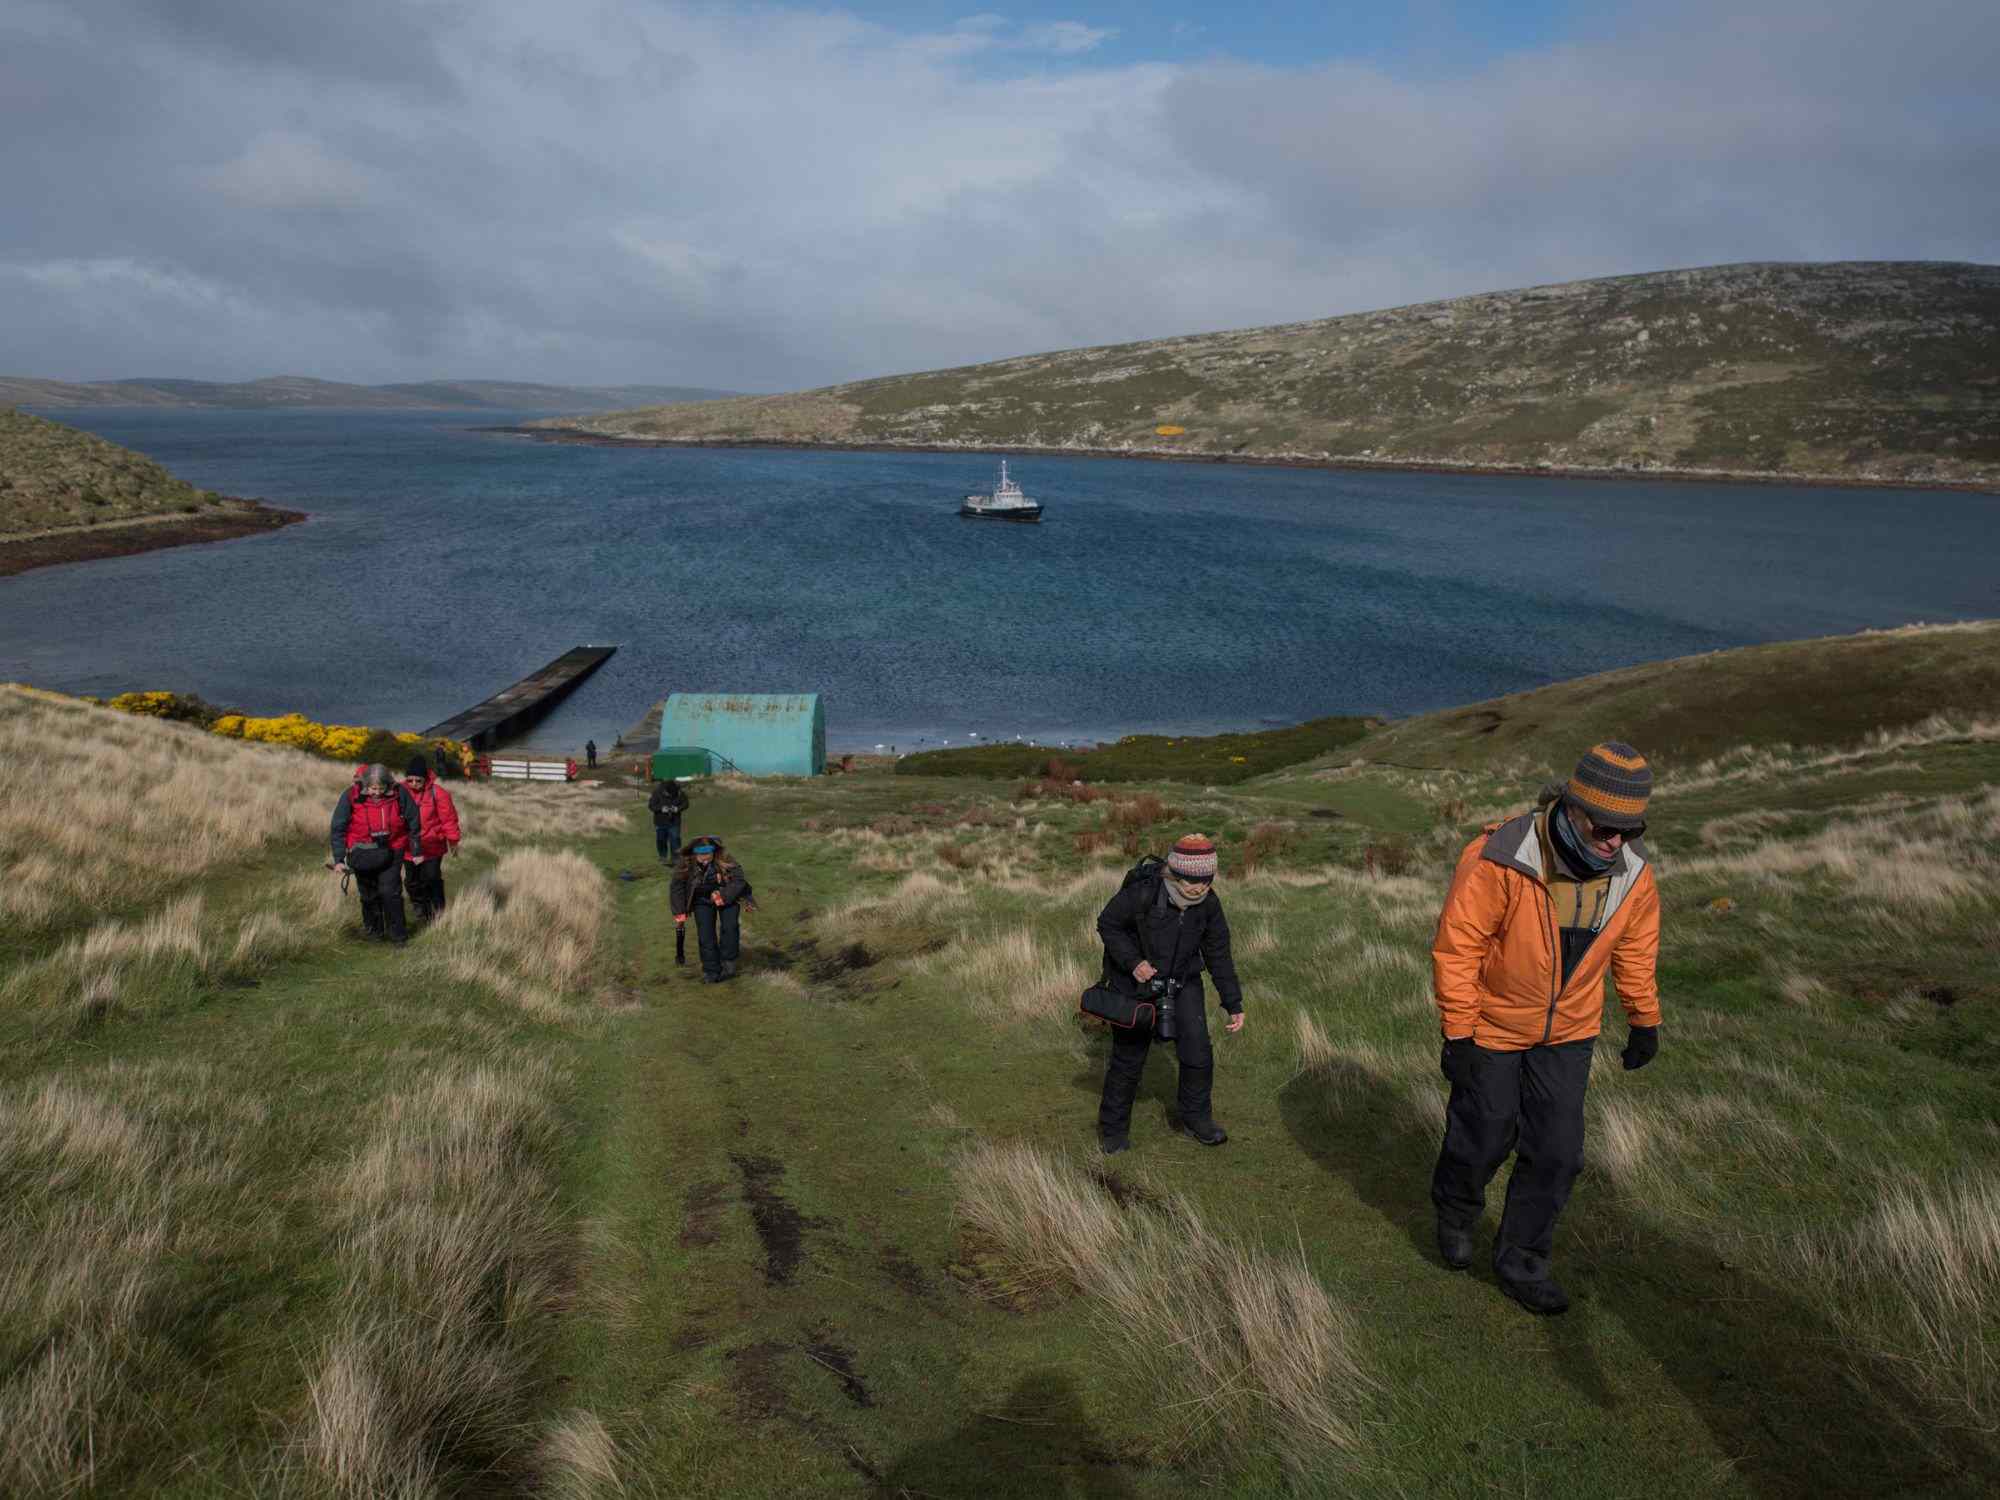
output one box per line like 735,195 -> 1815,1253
958,504 -> 1042,522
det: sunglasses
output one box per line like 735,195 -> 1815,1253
1582,814 -> 1644,842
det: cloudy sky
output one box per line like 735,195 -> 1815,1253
4,0 -> 1996,390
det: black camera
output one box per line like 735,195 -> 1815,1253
1143,974 -> 1184,1040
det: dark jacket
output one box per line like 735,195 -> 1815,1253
330,785 -> 423,865
670,846 -> 747,916
649,781 -> 690,826
1096,877 -> 1243,1014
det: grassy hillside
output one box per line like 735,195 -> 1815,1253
6,620 -> 1999,1496
545,261 -> 2000,487
0,376 -> 740,411
0,407 -> 222,534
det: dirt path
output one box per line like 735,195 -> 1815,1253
556,802 -> 1197,1497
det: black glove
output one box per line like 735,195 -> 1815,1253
1439,1037 -> 1478,1089
1621,1025 -> 1659,1071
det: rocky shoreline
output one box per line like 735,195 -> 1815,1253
0,499 -> 307,578
481,426 -> 2000,496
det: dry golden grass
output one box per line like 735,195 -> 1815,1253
420,849 -> 613,1021
0,1062 -> 269,1496
954,1140 -> 1372,1477
0,686 -> 341,933
958,927 -> 1096,1023
291,1062 -> 571,1497
537,1410 -> 628,1499
1801,1174 -> 2000,1427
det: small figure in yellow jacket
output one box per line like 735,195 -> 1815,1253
1430,742 -> 1661,1315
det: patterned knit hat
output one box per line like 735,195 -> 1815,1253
1167,834 -> 1218,881
1566,742 -> 1652,829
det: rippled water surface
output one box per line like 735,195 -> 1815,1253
5,408 -> 1995,751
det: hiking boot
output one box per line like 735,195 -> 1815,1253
1181,1116 -> 1228,1146
701,973 -> 721,984
719,961 -> 737,980
1101,1133 -> 1130,1156
1437,1223 -> 1474,1271
1500,1275 -> 1570,1316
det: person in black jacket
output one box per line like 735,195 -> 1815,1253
648,777 -> 690,865
670,836 -> 748,982
1094,834 -> 1245,1154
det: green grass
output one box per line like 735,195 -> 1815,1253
8,622 -> 2000,1496
896,715 -> 1371,784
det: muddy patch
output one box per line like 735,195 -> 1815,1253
809,941 -> 877,982
878,1246 -> 934,1298
678,1179 -> 729,1249
731,1152 -> 826,1285
801,1333 -> 875,1408
1089,1165 -> 1167,1214
725,1339 -> 885,1480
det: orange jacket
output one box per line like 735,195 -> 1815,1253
1432,810 -> 1661,1050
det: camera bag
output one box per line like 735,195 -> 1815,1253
1079,982 -> 1155,1029
345,841 -> 394,875
1078,878 -> 1159,1029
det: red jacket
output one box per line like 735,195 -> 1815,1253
408,780 -> 461,857
337,789 -> 417,857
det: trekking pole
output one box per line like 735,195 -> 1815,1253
675,915 -> 687,967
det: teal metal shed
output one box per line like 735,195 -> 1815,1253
657,694 -> 826,777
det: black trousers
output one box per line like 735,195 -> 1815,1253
407,857 -> 446,916
692,901 -> 740,977
1431,1038 -> 1595,1284
655,819 -> 681,862
1097,987 -> 1215,1137
354,859 -> 409,941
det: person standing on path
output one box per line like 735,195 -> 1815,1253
1094,834 -> 1245,1155
648,776 -> 690,865
585,738 -> 598,768
402,755 -> 462,920
1430,742 -> 1663,1315
670,836 -> 748,983
330,763 -> 425,944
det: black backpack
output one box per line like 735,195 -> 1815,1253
1120,855 -> 1165,891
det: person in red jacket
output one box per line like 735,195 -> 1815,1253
402,755 -> 462,921
330,763 -> 424,943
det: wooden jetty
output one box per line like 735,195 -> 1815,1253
423,645 -> 617,749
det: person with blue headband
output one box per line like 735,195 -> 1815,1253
670,835 -> 750,982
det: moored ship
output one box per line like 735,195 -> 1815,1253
959,459 -> 1042,522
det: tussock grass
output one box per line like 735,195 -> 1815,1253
421,849 -> 613,1020
959,927 -> 1096,1023
0,1063 -> 269,1496
1800,1175 -> 2000,1427
291,1062 -> 572,1497
0,686 -> 338,935
954,1140 -> 1373,1477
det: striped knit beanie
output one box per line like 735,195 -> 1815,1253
1167,834 -> 1218,881
1567,742 -> 1652,829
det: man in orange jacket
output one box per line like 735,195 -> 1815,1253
1430,742 -> 1662,1314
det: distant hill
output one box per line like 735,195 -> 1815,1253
0,375 -> 740,412
536,261 -> 2000,488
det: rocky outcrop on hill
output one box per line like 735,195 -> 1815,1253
543,262 -> 2000,487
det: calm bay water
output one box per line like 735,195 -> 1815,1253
4,407 -> 1995,753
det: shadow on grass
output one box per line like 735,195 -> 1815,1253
880,1368 -> 1139,1499
1277,1066 -> 1998,1499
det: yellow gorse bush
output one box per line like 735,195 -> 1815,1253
106,692 -> 464,769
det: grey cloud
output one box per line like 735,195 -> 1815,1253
2,0 -> 1995,391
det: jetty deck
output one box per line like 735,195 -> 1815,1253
423,645 -> 616,749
